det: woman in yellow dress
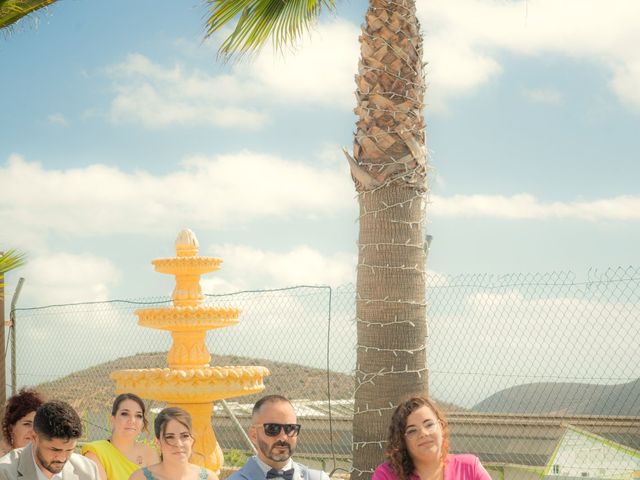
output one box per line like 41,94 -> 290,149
82,393 -> 159,480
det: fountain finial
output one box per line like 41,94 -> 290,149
176,228 -> 199,257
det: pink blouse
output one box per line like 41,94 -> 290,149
372,454 -> 492,480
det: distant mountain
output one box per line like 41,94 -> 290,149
473,378 -> 640,415
35,352 -> 464,414
35,352 -> 355,413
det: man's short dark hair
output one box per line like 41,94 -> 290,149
33,401 -> 83,440
252,395 -> 292,416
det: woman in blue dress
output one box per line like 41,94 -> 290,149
129,407 -> 217,480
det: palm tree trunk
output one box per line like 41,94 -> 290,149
350,0 -> 428,478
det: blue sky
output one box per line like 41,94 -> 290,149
1,0 -> 639,308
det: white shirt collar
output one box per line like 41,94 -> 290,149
255,455 -> 293,475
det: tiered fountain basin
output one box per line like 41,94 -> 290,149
153,256 -> 222,274
111,365 -> 269,403
135,306 -> 243,369
136,306 -> 241,330
109,229 -> 270,472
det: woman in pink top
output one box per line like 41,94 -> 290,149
372,395 -> 492,480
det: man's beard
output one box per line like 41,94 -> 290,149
35,449 -> 66,474
258,438 -> 294,462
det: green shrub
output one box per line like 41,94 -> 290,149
224,449 -> 249,467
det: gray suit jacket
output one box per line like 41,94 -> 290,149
228,456 -> 329,480
0,444 -> 99,480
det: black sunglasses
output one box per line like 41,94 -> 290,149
256,423 -> 301,437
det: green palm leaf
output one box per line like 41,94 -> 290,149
0,0 -> 57,30
0,249 -> 26,294
204,0 -> 336,59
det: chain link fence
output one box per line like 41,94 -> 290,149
7,267 -> 640,477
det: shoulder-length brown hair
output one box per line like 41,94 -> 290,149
384,395 -> 449,480
154,407 -> 193,439
2,388 -> 45,447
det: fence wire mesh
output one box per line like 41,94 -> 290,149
7,267 -> 640,478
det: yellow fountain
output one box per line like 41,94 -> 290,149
111,229 -> 269,471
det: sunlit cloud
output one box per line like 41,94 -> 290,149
203,244 -> 356,291
105,2 -> 640,118
20,253 -> 120,306
0,152 -> 352,239
232,18 -> 359,110
610,59 -> 640,110
431,193 -> 640,221
107,57 -> 268,129
106,19 -> 359,129
417,0 -> 640,110
47,113 -> 68,127
523,87 -> 563,105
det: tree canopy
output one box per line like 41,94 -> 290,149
203,0 -> 335,59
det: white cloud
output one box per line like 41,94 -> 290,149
467,289 -> 525,311
313,143 -> 350,168
0,152 -> 352,238
424,36 -> 502,111
107,57 -> 268,129
106,19 -> 359,129
3,152 -> 637,263
523,87 -> 563,105
431,193 -> 640,221
464,288 -> 639,343
429,280 -> 640,406
417,0 -> 640,109
203,244 -> 356,290
101,2 -> 640,119
233,18 -> 359,109
20,253 -> 120,306
47,113 -> 68,127
610,59 -> 640,110
198,252 -> 446,293
426,270 -> 450,287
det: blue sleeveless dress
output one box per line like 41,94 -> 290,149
142,466 -> 208,479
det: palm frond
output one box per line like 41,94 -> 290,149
0,249 -> 26,293
204,0 -> 336,60
0,0 -> 57,30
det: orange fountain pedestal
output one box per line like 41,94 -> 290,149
111,229 -> 269,472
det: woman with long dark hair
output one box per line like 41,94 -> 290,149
82,393 -> 158,479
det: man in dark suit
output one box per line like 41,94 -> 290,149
0,400 -> 98,480
229,395 -> 329,480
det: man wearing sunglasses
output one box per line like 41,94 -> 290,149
229,395 -> 329,480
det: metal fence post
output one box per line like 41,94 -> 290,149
9,277 -> 25,396
220,399 -> 256,454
